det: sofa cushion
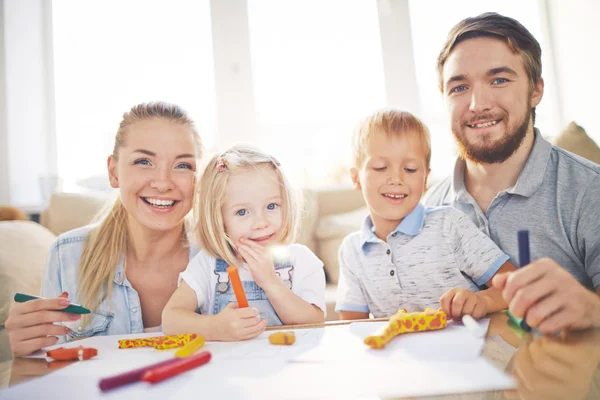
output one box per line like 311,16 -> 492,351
40,192 -> 112,235
0,221 -> 56,326
315,207 -> 369,283
552,122 -> 600,164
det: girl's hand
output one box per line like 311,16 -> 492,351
214,303 -> 267,341
237,238 -> 279,290
5,292 -> 80,357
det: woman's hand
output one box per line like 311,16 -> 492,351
5,292 -> 81,357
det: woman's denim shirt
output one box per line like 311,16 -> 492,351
41,225 -> 200,342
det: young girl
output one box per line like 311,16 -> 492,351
162,145 -> 326,341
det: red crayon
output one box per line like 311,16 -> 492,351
99,358 -> 180,392
141,351 -> 212,384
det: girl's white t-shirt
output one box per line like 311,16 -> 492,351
179,244 -> 326,315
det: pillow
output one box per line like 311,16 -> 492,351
552,122 -> 600,164
40,192 -> 112,235
315,207 -> 369,284
0,221 -> 56,326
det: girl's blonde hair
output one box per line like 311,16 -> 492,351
78,102 -> 202,319
194,145 -> 299,266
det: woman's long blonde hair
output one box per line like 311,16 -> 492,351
78,102 -> 202,317
194,145 -> 300,267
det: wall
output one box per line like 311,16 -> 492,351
546,0 -> 600,139
1,0 -> 56,209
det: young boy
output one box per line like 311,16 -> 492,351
336,109 -> 516,321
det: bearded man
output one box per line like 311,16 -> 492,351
424,12 -> 600,333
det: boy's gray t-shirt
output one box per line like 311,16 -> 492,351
424,130 -> 600,290
335,203 -> 509,317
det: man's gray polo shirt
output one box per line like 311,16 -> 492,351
424,129 -> 600,290
335,203 -> 509,317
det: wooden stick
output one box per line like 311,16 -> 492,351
266,317 -> 389,331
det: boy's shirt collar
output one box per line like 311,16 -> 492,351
360,203 -> 426,253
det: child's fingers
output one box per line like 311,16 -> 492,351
240,314 -> 263,329
239,238 -> 270,261
439,289 -> 458,315
237,245 -> 258,265
234,307 -> 260,319
450,291 -> 471,320
240,319 -> 267,340
238,243 -> 261,263
460,295 -> 477,317
239,237 -> 264,251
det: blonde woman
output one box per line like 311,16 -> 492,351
162,146 -> 326,341
5,102 -> 203,356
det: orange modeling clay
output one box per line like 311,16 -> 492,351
364,308 -> 447,349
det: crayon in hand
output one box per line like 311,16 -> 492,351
507,230 -> 532,332
227,265 -> 248,308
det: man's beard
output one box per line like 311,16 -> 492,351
452,108 -> 531,164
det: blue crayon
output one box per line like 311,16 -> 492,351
507,230 -> 532,332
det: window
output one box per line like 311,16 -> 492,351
247,0 -> 387,187
52,0 -> 216,190
408,0 -> 561,181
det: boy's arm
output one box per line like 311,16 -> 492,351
340,311 -> 369,320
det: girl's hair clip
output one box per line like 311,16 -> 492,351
216,158 -> 227,172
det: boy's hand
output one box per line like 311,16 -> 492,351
214,303 -> 267,341
440,288 -> 488,320
237,237 -> 279,290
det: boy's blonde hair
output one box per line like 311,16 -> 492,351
194,145 -> 299,266
352,109 -> 431,169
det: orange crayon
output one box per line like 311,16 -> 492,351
226,265 -> 248,308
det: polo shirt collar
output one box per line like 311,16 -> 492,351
509,129 -> 552,197
360,203 -> 426,253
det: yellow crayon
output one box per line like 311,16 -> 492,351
175,336 -> 205,358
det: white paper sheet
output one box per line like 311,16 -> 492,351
292,319 -> 490,363
1,320 -> 515,400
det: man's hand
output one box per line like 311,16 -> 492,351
509,331 -> 600,399
493,258 -> 600,333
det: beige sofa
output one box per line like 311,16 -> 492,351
0,188 -> 367,326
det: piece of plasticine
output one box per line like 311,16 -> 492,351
269,331 -> 296,345
227,265 -> 249,308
